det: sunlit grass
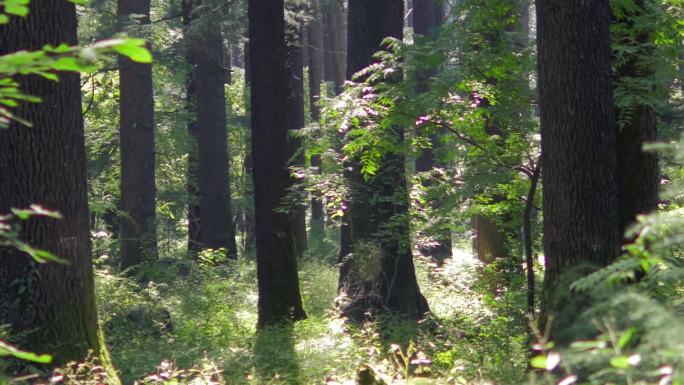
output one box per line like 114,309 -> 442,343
95,234 -> 528,385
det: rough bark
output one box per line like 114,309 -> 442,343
537,0 -> 621,343
248,0 -> 307,326
0,1 -> 117,376
338,0 -> 429,322
615,0 -> 659,238
286,25 -> 309,259
118,0 -> 158,270
183,0 -> 238,259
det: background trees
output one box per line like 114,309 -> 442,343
183,0 -> 238,259
118,0 -> 158,270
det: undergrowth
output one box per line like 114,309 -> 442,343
95,234 -> 529,385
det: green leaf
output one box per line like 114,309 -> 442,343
617,328 -> 635,349
530,355 -> 546,369
0,14 -> 9,24
113,39 -> 152,63
4,2 -> 29,17
610,356 -> 629,369
0,340 -> 52,364
51,57 -> 82,72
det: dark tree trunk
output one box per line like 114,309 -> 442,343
183,0 -> 238,259
183,0 -> 201,259
307,1 -> 325,233
286,25 -> 309,259
0,0 -> 116,374
338,0 -> 429,322
615,0 -> 659,237
537,0 -> 621,342
413,0 -> 441,37
118,0 -> 158,270
248,0 -> 307,326
413,0 -> 451,263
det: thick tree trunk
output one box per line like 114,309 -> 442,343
307,1 -> 325,234
537,0 -> 621,343
118,0 -> 158,270
248,0 -> 307,326
338,0 -> 429,322
286,27 -> 309,258
183,0 -> 238,259
0,1 -> 117,376
413,0 -> 452,263
615,0 -> 659,237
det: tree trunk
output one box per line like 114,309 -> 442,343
286,24 -> 309,259
537,0 -> 621,343
183,0 -> 238,259
248,0 -> 307,326
183,0 -> 201,259
118,0 -> 158,270
615,0 -> 659,238
338,0 -> 429,322
413,0 -> 451,263
0,1 -> 117,376
307,1 -> 325,234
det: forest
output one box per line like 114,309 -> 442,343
0,0 -> 683,384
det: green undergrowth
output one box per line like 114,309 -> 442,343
95,238 -> 529,385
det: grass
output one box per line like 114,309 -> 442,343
95,235 -> 529,385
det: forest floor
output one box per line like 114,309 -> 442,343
96,233 -> 531,385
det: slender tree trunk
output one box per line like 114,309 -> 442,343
0,1 -> 117,377
183,0 -> 238,259
307,1 -> 325,234
615,0 -> 659,238
286,24 -> 309,258
118,0 -> 158,270
524,164 -> 540,318
537,0 -> 621,343
183,0 -> 201,259
413,0 -> 452,263
248,0 -> 307,326
338,0 -> 429,322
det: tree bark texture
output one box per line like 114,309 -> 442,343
0,1 -> 116,374
118,0 -> 158,270
338,0 -> 429,322
537,0 -> 621,342
248,0 -> 307,326
184,0 -> 238,259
